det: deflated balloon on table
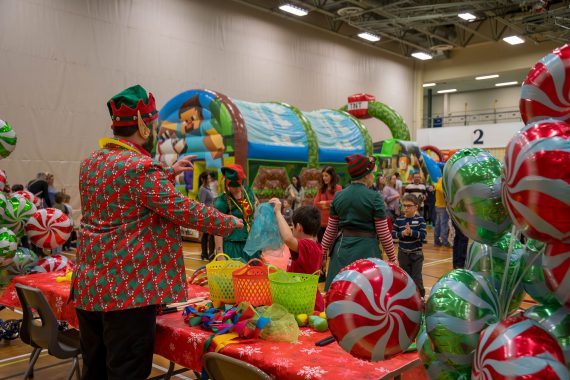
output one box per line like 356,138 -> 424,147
325,258 -> 422,362
472,314 -> 568,380
502,119 -> 570,244
426,269 -> 500,372
443,148 -> 511,244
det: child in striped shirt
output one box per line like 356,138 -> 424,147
392,194 -> 427,299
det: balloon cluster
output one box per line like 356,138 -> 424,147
416,44 -> 570,379
0,120 -> 74,283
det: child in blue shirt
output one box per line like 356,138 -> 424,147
392,194 -> 427,298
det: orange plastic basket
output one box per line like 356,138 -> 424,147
232,259 -> 275,307
206,253 -> 245,305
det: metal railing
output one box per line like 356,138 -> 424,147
424,107 -> 522,128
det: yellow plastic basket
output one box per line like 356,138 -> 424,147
268,270 -> 318,315
206,253 -> 245,305
232,259 -> 276,307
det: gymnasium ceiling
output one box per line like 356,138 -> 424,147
232,0 -> 570,60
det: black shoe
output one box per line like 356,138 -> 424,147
443,243 -> 452,248
434,243 -> 442,247
318,274 -> 327,283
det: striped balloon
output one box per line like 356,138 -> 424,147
0,120 -> 17,159
543,242 -> 570,309
31,254 -> 73,273
6,247 -> 38,275
472,315 -> 568,380
426,269 -> 500,372
0,170 -> 6,191
503,119 -> 570,243
522,249 -> 560,306
0,227 -> 18,268
525,304 -> 570,368
0,195 -> 36,238
443,148 -> 511,244
520,44 -> 570,124
13,190 -> 42,209
325,258 -> 422,361
24,208 -> 73,249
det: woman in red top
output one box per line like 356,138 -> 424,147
314,166 -> 342,243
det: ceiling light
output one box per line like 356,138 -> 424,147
495,81 -> 519,87
503,35 -> 525,45
423,83 -> 436,87
475,74 -> 499,80
278,4 -> 309,17
437,89 -> 457,94
458,13 -> 476,21
358,32 -> 381,42
411,52 -> 432,60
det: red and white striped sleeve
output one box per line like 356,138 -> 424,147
321,216 -> 339,252
375,217 -> 396,262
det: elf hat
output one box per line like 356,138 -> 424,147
346,153 -> 375,179
107,84 -> 158,127
221,164 -> 247,187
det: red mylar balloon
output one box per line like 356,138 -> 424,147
472,314 -> 567,380
14,190 -> 42,209
502,119 -> 570,243
520,44 -> 570,124
25,208 -> 73,249
325,258 -> 422,361
543,241 -> 570,309
31,254 -> 73,273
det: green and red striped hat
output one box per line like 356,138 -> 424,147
107,84 -> 158,127
345,153 -> 375,179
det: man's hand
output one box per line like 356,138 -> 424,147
171,155 -> 196,176
268,197 -> 282,214
232,217 -> 244,229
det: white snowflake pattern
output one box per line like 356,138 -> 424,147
299,329 -> 316,337
187,331 -> 208,349
10,289 -> 16,300
237,346 -> 262,358
297,366 -> 327,379
374,367 -> 390,374
55,296 -> 64,313
269,346 -> 280,351
273,359 -> 291,369
300,348 -> 322,355
355,359 -> 370,367
169,343 -> 175,351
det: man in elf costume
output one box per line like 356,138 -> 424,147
214,164 -> 260,262
71,84 -> 243,379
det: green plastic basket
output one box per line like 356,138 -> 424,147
206,253 -> 245,305
268,270 -> 318,315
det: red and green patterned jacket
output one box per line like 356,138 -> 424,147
71,138 -> 237,312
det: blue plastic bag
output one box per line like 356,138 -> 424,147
244,203 -> 283,256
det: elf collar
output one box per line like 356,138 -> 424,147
99,137 -> 151,157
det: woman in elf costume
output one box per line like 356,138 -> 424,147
214,164 -> 260,261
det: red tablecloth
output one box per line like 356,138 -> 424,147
155,313 -> 420,380
1,272 -> 421,380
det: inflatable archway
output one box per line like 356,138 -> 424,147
156,89 -> 373,199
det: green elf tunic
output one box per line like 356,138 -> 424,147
214,186 -> 260,262
324,182 -> 388,289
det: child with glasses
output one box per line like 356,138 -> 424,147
392,194 -> 427,299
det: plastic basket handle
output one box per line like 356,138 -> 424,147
213,253 -> 232,261
246,258 -> 265,267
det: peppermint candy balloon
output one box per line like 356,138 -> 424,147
543,241 -> 570,309
525,304 -> 570,368
503,119 -> 570,243
13,190 -> 42,209
325,258 -> 422,361
520,44 -> 570,124
0,227 -> 17,268
0,169 -> 6,191
31,254 -> 73,273
472,315 -> 567,380
25,208 -> 73,249
7,248 -> 38,275
426,269 -> 500,372
0,120 -> 17,159
522,249 -> 560,306
443,148 -> 511,244
0,195 -> 37,238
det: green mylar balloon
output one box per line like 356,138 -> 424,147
522,249 -> 561,306
417,320 -> 470,380
0,120 -> 17,159
426,269 -> 500,372
0,227 -> 18,268
0,195 -> 36,238
7,247 -> 39,275
443,148 -> 512,244
524,304 -> 570,368
466,233 -> 525,314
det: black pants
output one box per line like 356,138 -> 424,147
453,224 -> 469,269
398,251 -> 425,297
76,305 -> 157,380
201,232 -> 214,259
